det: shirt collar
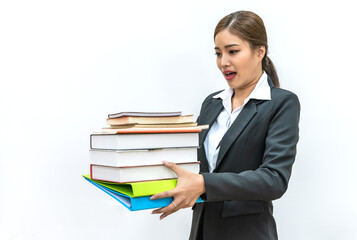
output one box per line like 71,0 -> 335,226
213,71 -> 271,102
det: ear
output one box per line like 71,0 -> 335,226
256,46 -> 266,61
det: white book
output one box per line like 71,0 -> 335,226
90,162 -> 200,183
107,111 -> 182,119
90,132 -> 199,150
89,148 -> 198,167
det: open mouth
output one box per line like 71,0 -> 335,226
223,71 -> 237,80
225,72 -> 236,76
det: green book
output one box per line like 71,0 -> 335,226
82,174 -> 177,197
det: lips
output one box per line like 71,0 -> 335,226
223,71 -> 237,81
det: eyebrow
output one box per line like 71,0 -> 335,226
214,44 -> 240,50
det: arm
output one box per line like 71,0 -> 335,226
151,92 -> 300,218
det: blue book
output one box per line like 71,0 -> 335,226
85,177 -> 203,211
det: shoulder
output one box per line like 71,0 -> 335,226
200,89 -> 224,106
271,87 -> 298,99
204,89 -> 224,100
270,87 -> 300,113
271,87 -> 299,103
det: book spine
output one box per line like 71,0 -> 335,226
90,134 -> 93,149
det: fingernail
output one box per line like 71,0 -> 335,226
150,196 -> 155,200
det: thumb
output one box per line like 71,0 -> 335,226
163,161 -> 184,177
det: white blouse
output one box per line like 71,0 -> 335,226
203,72 -> 271,172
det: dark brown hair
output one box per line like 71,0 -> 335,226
214,11 -> 280,87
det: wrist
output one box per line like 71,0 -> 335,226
198,173 -> 206,195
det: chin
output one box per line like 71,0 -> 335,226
226,83 -> 234,89
226,80 -> 240,89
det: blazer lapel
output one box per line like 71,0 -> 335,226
214,100 -> 258,171
199,97 -> 224,145
198,97 -> 223,173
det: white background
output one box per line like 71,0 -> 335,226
1,0 -> 356,239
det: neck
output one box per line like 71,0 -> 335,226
232,70 -> 263,101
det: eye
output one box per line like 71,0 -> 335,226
229,50 -> 239,54
215,52 -> 221,57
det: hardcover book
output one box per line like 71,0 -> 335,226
90,129 -> 201,150
103,122 -> 198,130
90,147 -> 198,167
106,114 -> 194,125
108,111 -> 182,119
90,162 -> 200,183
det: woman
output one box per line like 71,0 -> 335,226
151,10 -> 300,240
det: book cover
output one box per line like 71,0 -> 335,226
84,177 -> 203,211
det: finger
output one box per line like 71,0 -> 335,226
151,206 -> 165,214
163,161 -> 184,177
159,207 -> 180,220
151,200 -> 176,214
150,189 -> 174,200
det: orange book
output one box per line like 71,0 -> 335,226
106,114 -> 194,125
106,122 -> 198,129
100,125 -> 208,134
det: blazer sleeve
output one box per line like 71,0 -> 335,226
201,91 -> 300,202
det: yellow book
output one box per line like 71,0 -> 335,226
83,174 -> 177,197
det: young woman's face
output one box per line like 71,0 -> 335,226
214,29 -> 264,90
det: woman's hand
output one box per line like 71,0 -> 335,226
150,161 -> 205,220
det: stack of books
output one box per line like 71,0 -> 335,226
83,111 -> 206,211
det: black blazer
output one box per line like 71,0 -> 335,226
189,77 -> 300,240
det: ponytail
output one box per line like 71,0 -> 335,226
263,56 -> 280,87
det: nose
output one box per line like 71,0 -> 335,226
219,53 -> 231,69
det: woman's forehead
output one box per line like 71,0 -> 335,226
214,30 -> 249,48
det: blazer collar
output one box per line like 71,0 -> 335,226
267,75 -> 275,89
